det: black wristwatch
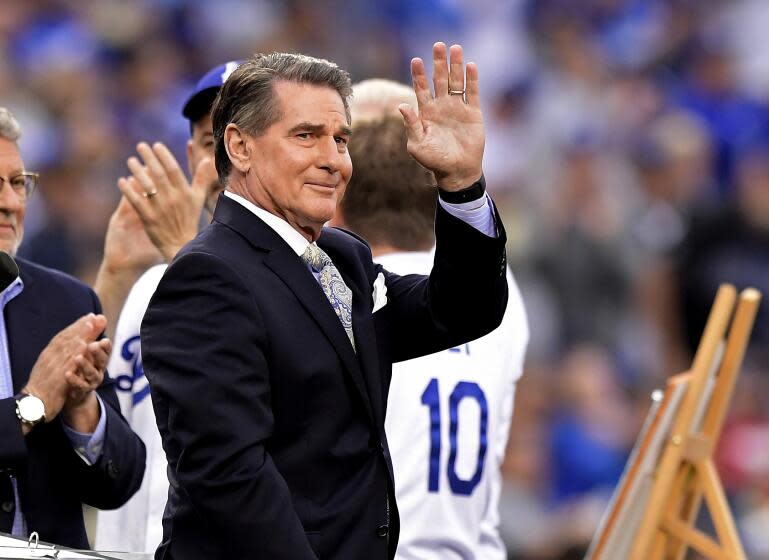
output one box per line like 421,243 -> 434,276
15,392 -> 46,428
437,175 -> 486,204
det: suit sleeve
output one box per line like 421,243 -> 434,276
0,398 -> 27,468
378,200 -> 509,363
65,288 -> 147,509
141,251 -> 318,559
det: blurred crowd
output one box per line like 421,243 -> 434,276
2,0 -> 769,558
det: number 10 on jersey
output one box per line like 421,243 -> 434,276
421,378 -> 489,496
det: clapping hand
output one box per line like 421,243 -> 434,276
399,42 -> 484,191
24,314 -> 108,432
102,196 -> 163,277
61,335 -> 112,433
65,337 -> 112,405
119,142 -> 210,261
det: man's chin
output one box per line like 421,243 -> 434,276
298,214 -> 334,241
0,239 -> 19,258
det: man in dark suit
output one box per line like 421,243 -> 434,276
141,43 -> 508,559
0,107 -> 146,548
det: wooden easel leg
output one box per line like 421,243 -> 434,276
700,460 -> 746,559
665,464 -> 698,558
649,530 -> 667,559
669,486 -> 704,560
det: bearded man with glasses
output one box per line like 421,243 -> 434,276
0,107 -> 145,549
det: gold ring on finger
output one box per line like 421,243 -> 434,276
143,189 -> 158,199
448,89 -> 465,95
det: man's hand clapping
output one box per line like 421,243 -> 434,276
95,142 -> 217,339
119,142 -> 213,261
23,313 -> 110,434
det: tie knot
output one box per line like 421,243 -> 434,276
302,243 -> 331,271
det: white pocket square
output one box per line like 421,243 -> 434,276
372,272 -> 388,313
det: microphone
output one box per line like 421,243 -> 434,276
0,252 -> 19,292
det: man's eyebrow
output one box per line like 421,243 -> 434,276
288,122 -> 353,137
288,122 -> 323,135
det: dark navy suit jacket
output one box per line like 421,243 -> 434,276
141,194 -> 508,559
0,258 -> 146,549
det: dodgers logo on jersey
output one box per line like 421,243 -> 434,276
115,335 -> 151,406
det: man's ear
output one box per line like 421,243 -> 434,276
224,123 -> 251,174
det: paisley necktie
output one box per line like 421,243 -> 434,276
302,243 -> 355,351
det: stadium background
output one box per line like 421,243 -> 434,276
3,0 -> 769,558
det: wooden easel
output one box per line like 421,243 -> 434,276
630,284 -> 761,560
587,372 -> 690,559
587,284 -> 761,560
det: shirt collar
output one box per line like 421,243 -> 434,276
223,190 -> 311,257
1,276 -> 23,309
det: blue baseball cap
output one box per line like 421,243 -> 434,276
182,60 -> 242,122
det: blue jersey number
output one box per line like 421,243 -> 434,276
420,378 -> 488,496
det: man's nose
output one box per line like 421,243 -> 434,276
0,179 -> 22,211
317,137 -> 344,173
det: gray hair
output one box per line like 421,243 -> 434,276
0,108 -> 21,142
351,79 -> 417,123
212,52 -> 352,182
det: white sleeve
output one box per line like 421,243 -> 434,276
95,264 -> 167,553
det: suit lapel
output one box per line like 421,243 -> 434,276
320,237 -> 384,427
264,248 -> 375,425
348,281 -> 384,427
214,196 -> 376,425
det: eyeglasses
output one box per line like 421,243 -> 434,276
0,172 -> 38,201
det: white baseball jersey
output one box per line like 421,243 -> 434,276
379,250 -> 528,560
95,264 -> 167,554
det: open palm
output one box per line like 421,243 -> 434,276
399,43 -> 485,191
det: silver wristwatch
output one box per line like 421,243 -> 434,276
15,393 -> 46,427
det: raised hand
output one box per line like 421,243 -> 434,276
119,142 -> 210,261
399,42 -> 484,191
